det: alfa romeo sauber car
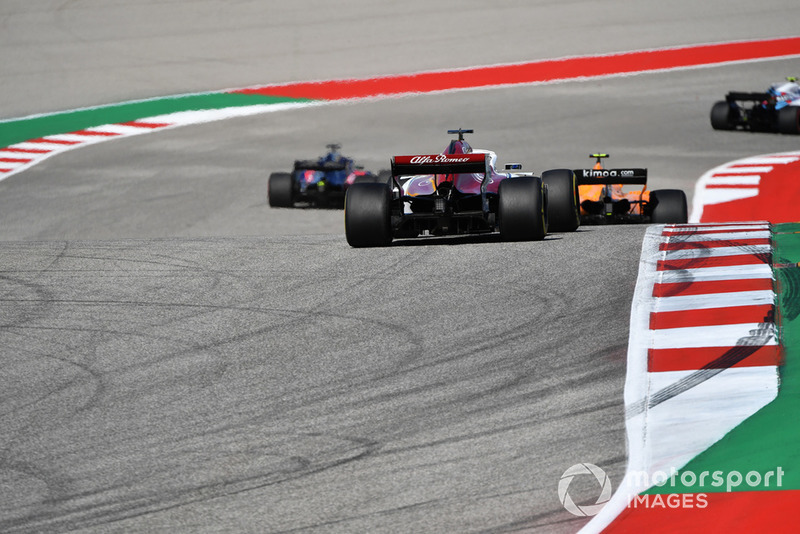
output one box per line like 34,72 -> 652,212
343,129 -> 580,247
710,77 -> 800,134
268,144 -> 389,208
576,153 -> 687,224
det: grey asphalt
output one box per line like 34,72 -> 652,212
1,229 -> 641,533
1,1 -> 799,532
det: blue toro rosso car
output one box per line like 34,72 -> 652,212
711,77 -> 800,134
268,144 -> 390,208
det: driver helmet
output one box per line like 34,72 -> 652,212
324,143 -> 342,162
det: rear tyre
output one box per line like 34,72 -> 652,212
353,174 -> 378,184
353,170 -> 393,186
541,169 -> 580,232
777,106 -> 800,134
268,172 -> 294,207
710,101 -> 736,130
649,189 -> 688,224
498,177 -> 547,241
344,183 -> 393,247
378,169 -> 393,186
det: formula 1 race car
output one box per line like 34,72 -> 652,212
268,144 -> 389,208
710,77 -> 800,134
576,153 -> 687,224
344,129 -> 580,247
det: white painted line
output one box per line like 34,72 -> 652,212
716,166 -> 773,174
6,142 -> 61,151
650,322 -> 777,349
662,230 -> 770,241
662,244 -> 770,260
705,175 -> 761,185
81,124 -> 159,136
12,140 -> 78,148
654,290 -> 775,312
662,225 -> 769,235
735,156 -> 799,164
659,264 -> 774,282
143,102 -> 320,126
0,160 -> 30,170
694,188 -> 760,208
663,222 -> 769,229
579,225 -> 661,533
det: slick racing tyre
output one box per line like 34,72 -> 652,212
710,101 -> 736,130
777,106 -> 800,134
268,172 -> 294,207
498,177 -> 547,241
344,183 -> 393,247
353,170 -> 393,186
378,169 -> 393,186
649,189 -> 688,224
541,169 -> 580,232
353,174 -> 379,184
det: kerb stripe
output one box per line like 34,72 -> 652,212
648,345 -> 782,372
658,254 -> 770,271
650,304 -> 774,330
659,238 -> 770,250
652,278 -> 773,297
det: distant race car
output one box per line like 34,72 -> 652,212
576,153 -> 687,224
343,129 -> 580,247
710,77 -> 800,134
268,144 -> 389,208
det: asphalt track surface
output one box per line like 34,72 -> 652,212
1,1 -> 800,532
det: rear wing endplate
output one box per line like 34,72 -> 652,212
575,168 -> 647,186
391,153 -> 489,177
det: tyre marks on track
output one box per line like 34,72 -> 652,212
0,238 -> 418,532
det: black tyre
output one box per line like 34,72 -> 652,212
344,183 -> 393,247
352,174 -> 378,185
541,169 -> 580,232
498,177 -> 547,241
378,169 -> 393,185
268,172 -> 294,207
777,106 -> 800,134
710,101 -> 736,130
649,189 -> 688,224
353,170 -> 393,186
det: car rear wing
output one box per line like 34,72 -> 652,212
574,168 -> 647,186
391,153 -> 489,177
294,160 -> 347,171
725,91 -> 771,102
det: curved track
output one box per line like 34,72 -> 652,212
1,230 -> 640,533
1,1 -> 799,532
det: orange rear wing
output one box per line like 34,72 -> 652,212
391,153 -> 489,177
574,168 -> 647,186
